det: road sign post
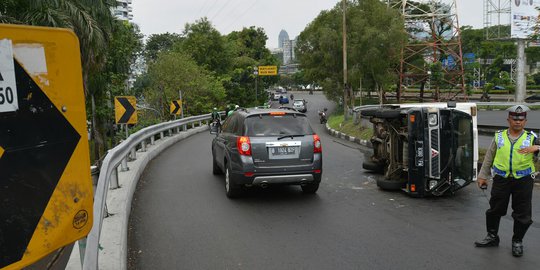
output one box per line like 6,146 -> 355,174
253,67 -> 259,101
0,24 -> 93,270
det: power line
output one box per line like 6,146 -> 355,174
223,0 -> 260,33
214,0 -> 246,26
201,0 -> 219,18
210,0 -> 234,21
198,0 -> 211,17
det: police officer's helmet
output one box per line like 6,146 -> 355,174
507,105 -> 530,120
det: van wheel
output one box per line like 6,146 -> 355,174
362,161 -> 384,173
225,166 -> 242,198
376,178 -> 406,191
301,183 -> 319,194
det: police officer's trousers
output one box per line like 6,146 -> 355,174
486,175 -> 534,241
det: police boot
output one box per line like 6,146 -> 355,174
475,216 -> 500,247
474,233 -> 499,247
512,221 -> 531,243
512,241 -> 523,257
511,221 -> 531,257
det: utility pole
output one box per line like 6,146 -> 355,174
342,0 -> 348,119
254,66 -> 259,103
516,40 -> 526,103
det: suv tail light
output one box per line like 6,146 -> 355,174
313,134 -> 322,153
237,136 -> 252,156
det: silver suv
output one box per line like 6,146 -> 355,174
292,99 -> 307,113
211,108 -> 323,198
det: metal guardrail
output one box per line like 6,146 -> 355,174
82,113 -> 212,270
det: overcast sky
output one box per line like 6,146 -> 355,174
131,0 -> 484,48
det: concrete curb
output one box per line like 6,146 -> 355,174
324,123 -> 372,148
67,126 -> 209,270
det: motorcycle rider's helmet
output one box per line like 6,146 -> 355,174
324,107 -> 328,111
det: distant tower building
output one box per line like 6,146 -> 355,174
112,0 -> 134,21
278,30 -> 289,49
283,40 -> 293,64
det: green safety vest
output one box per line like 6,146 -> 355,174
492,129 -> 536,178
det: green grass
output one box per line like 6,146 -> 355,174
328,114 -> 373,140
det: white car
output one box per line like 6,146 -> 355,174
292,99 -> 307,113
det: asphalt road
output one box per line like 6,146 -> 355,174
128,92 -> 540,270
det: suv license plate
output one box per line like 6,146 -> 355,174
269,146 -> 299,159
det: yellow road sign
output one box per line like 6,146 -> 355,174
0,24 -> 92,269
258,65 -> 278,76
114,96 -> 137,124
170,99 -> 182,115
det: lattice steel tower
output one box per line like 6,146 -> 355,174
392,0 -> 466,102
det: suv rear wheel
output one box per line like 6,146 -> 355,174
225,165 -> 242,198
301,183 -> 319,194
212,151 -> 222,175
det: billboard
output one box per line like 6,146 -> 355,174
511,0 -> 540,39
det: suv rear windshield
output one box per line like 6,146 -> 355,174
244,114 -> 313,136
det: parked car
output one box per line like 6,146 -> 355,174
273,92 -> 281,100
292,99 -> 307,113
278,95 -> 289,104
211,108 -> 323,198
493,85 -> 505,90
525,94 -> 540,103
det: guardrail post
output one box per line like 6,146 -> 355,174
141,140 -> 147,152
177,126 -> 181,133
191,122 -> 195,129
160,132 -> 164,139
130,148 -> 137,160
121,157 -> 129,171
199,120 -> 202,127
110,166 -> 119,189
151,135 -> 155,145
78,237 -> 87,267
183,124 -> 187,131
91,166 -> 99,194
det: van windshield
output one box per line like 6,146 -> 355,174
245,114 -> 313,136
452,110 -> 474,182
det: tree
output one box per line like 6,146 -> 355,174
226,26 -> 279,106
178,17 -> 232,75
297,0 -> 406,103
144,51 -> 226,118
144,32 -> 183,63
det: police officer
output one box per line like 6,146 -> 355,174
475,105 -> 538,257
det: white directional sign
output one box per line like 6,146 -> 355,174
0,39 -> 19,113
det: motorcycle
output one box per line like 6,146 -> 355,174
210,118 -> 221,134
318,109 -> 328,124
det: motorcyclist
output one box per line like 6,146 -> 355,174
319,107 -> 328,124
211,107 -> 220,122
290,93 -> 294,100
227,105 -> 239,117
211,107 -> 221,129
